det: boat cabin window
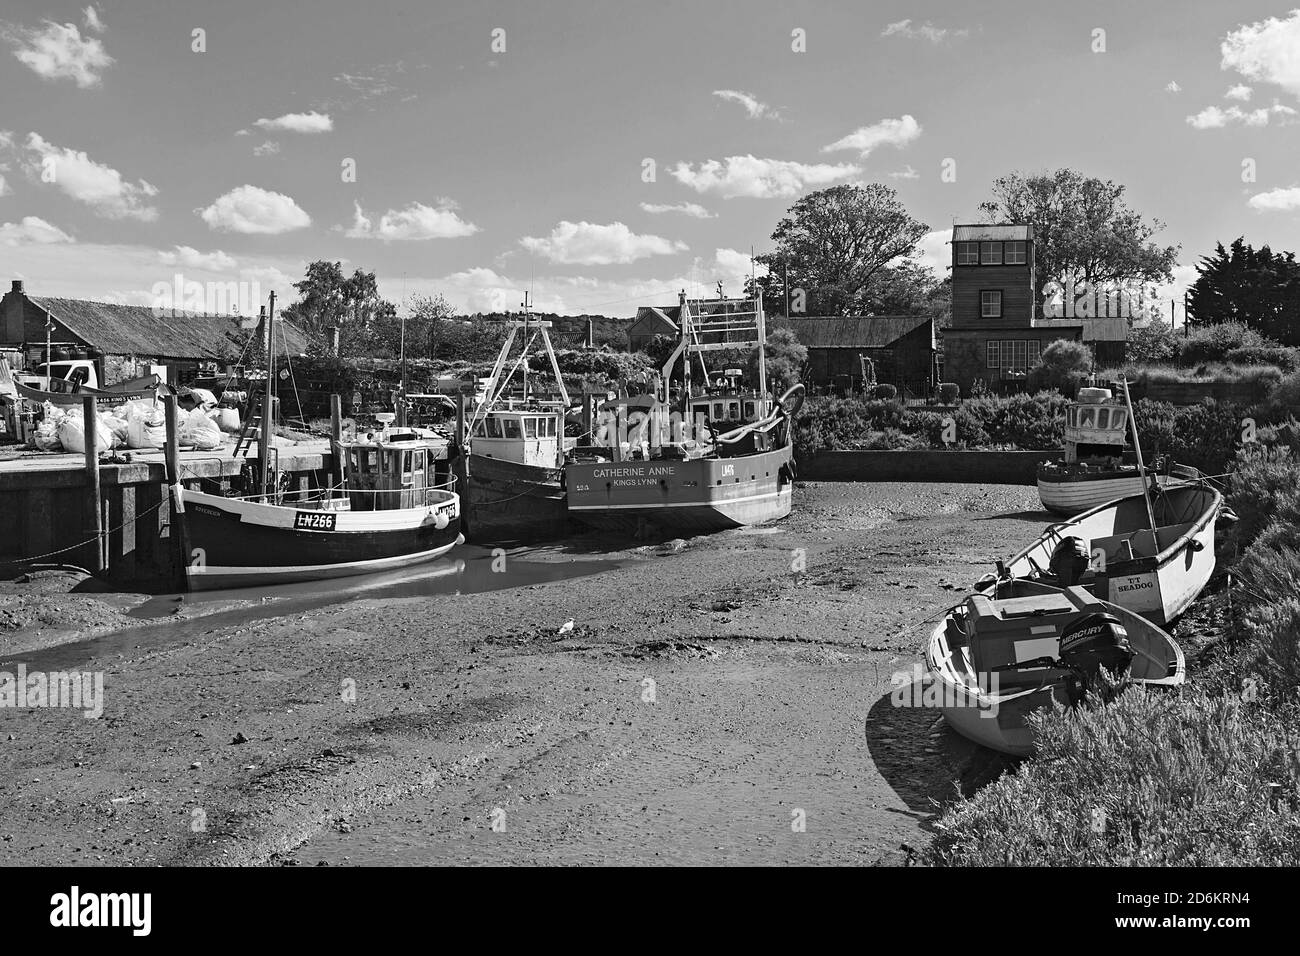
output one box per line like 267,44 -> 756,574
1096,408 -> 1110,429
1078,407 -> 1096,428
745,401 -> 757,418
525,417 -> 538,439
545,417 -> 556,437
503,418 -> 521,439
728,401 -> 740,419
486,417 -> 503,438
1112,410 -> 1126,430
472,421 -> 487,438
713,402 -> 725,419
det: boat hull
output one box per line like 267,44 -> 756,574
564,445 -> 793,535
464,453 -> 568,542
1036,467 -> 1151,516
181,489 -> 463,591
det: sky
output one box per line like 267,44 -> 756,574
1,0 -> 1298,319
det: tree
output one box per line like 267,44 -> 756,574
979,169 -> 1179,317
755,184 -> 931,316
1126,320 -> 1180,364
1028,339 -> 1093,396
1187,238 -> 1300,344
751,327 -> 807,393
281,260 -> 396,355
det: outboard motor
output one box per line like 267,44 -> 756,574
1048,535 -> 1090,586
1057,612 -> 1134,703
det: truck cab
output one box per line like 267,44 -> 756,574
18,359 -> 101,393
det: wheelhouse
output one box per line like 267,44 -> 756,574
470,406 -> 565,468
342,437 -> 456,510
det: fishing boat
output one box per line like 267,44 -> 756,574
179,294 -> 463,590
925,578 -> 1185,756
1037,385 -> 1192,515
461,294 -> 575,541
565,291 -> 802,535
988,380 -> 1219,625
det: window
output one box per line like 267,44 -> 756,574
503,418 -> 521,439
545,418 -> 556,437
744,401 -> 757,418
981,290 -> 1003,318
957,242 -> 980,265
525,417 -> 538,438
728,402 -> 740,419
1005,241 -> 1027,265
1028,340 -> 1041,366
486,417 -> 503,438
1096,408 -> 1110,429
713,402 -> 725,419
988,339 -> 1041,371
472,421 -> 487,438
980,242 -> 1003,265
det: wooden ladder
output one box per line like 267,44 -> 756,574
233,414 -> 262,457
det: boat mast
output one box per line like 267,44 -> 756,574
1121,377 -> 1158,534
258,291 -> 276,501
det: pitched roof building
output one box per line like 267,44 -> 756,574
784,315 -> 936,393
1,280 -> 308,385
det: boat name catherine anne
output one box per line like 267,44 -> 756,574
589,464 -> 677,480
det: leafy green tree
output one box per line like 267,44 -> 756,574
754,184 -> 931,316
980,169 -> 1179,317
1028,339 -> 1093,396
281,260 -> 396,355
1187,238 -> 1300,344
750,327 -> 807,394
1127,320 -> 1180,364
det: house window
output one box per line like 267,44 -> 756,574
987,340 -> 1040,370
957,242 -> 980,265
980,242 -> 1003,265
980,290 -> 1003,318
1005,241 -> 1027,265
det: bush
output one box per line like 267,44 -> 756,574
936,382 -> 959,405
1226,345 -> 1300,373
926,687 -> 1300,866
1228,444 -> 1300,547
1127,321 -> 1180,364
1133,397 -> 1243,475
1028,339 -> 1093,396
871,383 -> 898,401
1179,321 -> 1275,365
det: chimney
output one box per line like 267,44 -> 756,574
11,280 -> 24,295
3,280 -> 26,344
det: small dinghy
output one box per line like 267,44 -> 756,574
925,579 -> 1185,756
984,482 -> 1220,626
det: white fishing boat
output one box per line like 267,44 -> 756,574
462,295 -> 575,541
926,579 -> 1185,756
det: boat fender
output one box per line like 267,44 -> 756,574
433,511 -> 450,530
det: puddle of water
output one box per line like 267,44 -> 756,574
12,546 -> 620,669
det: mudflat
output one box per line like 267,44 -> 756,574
0,481 -> 1044,866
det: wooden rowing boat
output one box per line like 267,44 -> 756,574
925,579 -> 1185,756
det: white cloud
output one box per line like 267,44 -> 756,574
1225,84 -> 1253,100
881,20 -> 968,43
343,200 -> 479,240
0,172 -> 8,197
520,221 -> 687,265
907,230 -> 951,275
1248,186 -> 1300,212
82,6 -> 104,34
1221,10 -> 1300,99
23,132 -> 158,220
198,185 -> 311,234
1165,80 -> 1182,93
253,140 -> 281,157
158,245 -> 237,271
669,155 -> 860,199
0,215 -> 74,246
1186,102 -> 1296,128
639,201 -> 714,218
822,115 -> 922,157
253,111 -> 333,134
3,18 -> 112,87
889,165 -> 920,180
712,89 -> 782,121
